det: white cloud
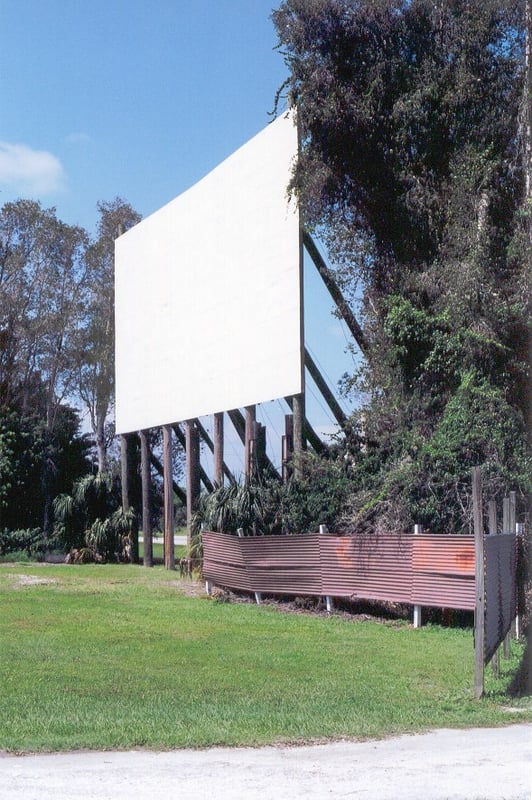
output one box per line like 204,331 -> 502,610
0,141 -> 65,195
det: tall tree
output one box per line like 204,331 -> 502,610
273,0 -> 530,531
0,199 -> 91,534
77,198 -> 141,472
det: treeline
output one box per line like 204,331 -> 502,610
0,198 -> 140,542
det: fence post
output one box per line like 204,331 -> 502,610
413,524 -> 423,628
516,522 -> 524,639
502,496 -> 511,657
320,524 -> 334,612
473,467 -> 485,699
509,492 -> 517,640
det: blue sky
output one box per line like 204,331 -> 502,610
0,1 -> 360,473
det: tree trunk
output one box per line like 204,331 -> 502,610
96,413 -> 106,473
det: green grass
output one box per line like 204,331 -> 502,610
138,542 -> 186,562
0,563 -> 529,752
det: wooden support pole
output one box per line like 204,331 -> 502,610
186,420 -> 201,549
292,392 -> 305,479
284,395 -> 325,454
139,429 -> 153,568
503,496 -> 510,533
227,408 -> 281,479
173,424 -> 213,492
244,405 -> 256,480
488,499 -> 497,535
304,348 -> 346,427
162,425 -> 175,570
120,434 -> 130,513
250,421 -> 267,477
509,491 -> 518,639
213,412 -> 224,488
195,416 -> 234,485
473,467 -> 485,699
302,230 -> 369,356
149,452 -> 186,503
502,495 -> 512,655
120,433 -> 138,563
282,415 -> 294,483
228,408 -> 246,444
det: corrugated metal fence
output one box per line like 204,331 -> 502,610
202,531 -> 477,611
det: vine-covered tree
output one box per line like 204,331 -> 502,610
273,0 -> 530,531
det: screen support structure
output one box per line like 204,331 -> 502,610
291,223 -> 306,478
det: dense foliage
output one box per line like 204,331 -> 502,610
273,0 -> 530,532
192,451 -> 350,546
0,198 -> 140,547
53,471 -> 136,562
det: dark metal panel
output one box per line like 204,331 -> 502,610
485,534 -> 517,662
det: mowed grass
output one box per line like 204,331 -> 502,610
138,542 -> 186,563
0,563 -> 529,752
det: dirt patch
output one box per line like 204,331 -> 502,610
14,575 -> 57,587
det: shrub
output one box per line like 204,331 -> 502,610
0,528 -> 46,559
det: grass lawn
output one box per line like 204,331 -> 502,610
0,563 -> 530,752
138,542 -> 186,563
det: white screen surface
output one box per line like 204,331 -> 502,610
115,112 -> 301,434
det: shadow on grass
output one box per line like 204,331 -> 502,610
508,626 -> 531,697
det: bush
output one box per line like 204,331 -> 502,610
53,472 -> 136,562
0,528 -> 46,559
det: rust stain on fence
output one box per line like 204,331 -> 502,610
412,536 -> 475,575
412,535 -> 476,610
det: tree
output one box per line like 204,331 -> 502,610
77,198 -> 141,472
0,199 -> 92,535
0,200 -> 89,421
273,0 -> 530,531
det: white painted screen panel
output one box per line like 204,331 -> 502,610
115,111 -> 301,434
